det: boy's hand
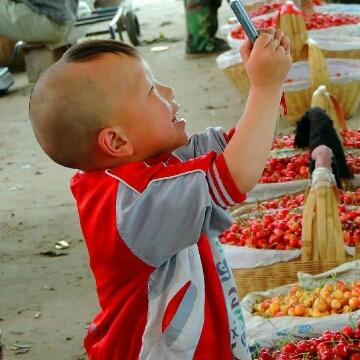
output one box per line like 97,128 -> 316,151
240,28 -> 292,89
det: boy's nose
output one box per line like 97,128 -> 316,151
158,83 -> 175,100
167,86 -> 175,100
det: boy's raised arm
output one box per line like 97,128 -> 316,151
223,28 -> 292,194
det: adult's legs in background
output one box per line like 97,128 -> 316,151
184,0 -> 229,54
0,0 -> 74,43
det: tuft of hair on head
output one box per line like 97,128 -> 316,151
63,39 -> 141,63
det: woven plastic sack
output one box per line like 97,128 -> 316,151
314,4 -> 360,15
224,245 -> 301,269
216,48 -> 241,70
284,58 -> 360,89
241,0 -> 266,8
308,23 -> 360,40
241,260 -> 360,349
245,180 -> 309,203
224,239 -> 356,270
213,46 -> 345,96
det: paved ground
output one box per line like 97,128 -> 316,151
0,0 -> 359,359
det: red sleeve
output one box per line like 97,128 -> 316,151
209,153 -> 246,207
223,128 -> 236,143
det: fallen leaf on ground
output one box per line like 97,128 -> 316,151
15,348 -> 30,354
160,21 -> 172,27
39,250 -> 67,257
41,285 -> 55,291
143,33 -> 179,44
54,240 -> 70,250
151,46 -> 169,52
10,342 -> 32,354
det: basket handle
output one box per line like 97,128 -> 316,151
307,39 -> 331,95
354,240 -> 360,259
330,95 -> 347,130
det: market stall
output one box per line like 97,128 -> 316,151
217,65 -> 360,355
217,0 -> 360,124
221,131 -> 360,271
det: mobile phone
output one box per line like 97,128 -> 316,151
229,0 -> 259,44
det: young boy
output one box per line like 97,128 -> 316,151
29,30 -> 291,359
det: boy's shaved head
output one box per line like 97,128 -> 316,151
29,40 -> 140,169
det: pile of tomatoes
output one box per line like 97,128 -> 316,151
346,154 -> 360,175
307,12 -> 360,30
340,189 -> 360,205
340,205 -> 360,246
272,135 -> 295,150
230,17 -> 276,39
256,194 -> 305,211
220,191 -> 360,248
271,131 -> 360,150
343,130 -> 360,149
256,325 -> 360,359
255,190 -> 358,211
249,2 -> 282,17
260,153 -> 310,183
249,0 -> 322,17
260,152 -> 359,183
230,9 -> 359,40
220,209 -> 303,250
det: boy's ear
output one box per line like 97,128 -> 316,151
98,127 -> 134,157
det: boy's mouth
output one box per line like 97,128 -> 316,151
172,112 -> 181,123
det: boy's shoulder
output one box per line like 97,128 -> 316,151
105,152 -> 216,194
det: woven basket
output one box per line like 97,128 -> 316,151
329,80 -> 360,121
285,57 -> 360,124
322,48 -> 360,60
223,63 -> 250,96
233,258 -> 356,298
232,168 -> 360,298
300,24 -> 360,61
219,56 -> 360,124
284,87 -> 312,124
226,36 -> 360,61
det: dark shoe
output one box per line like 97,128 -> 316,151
186,37 -> 230,56
214,37 -> 230,48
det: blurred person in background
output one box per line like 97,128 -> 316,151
0,0 -> 78,44
184,0 -> 230,55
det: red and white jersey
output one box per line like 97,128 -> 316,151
70,127 -> 251,360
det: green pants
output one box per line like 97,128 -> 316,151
0,0 -> 74,43
184,0 -> 222,52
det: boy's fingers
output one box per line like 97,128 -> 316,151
254,32 -> 274,49
280,35 -> 291,55
243,36 -> 253,51
274,28 -> 284,41
266,27 -> 276,35
275,44 -> 286,56
266,37 -> 279,51
240,36 -> 252,62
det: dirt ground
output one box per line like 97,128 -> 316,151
1,0 -> 359,359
